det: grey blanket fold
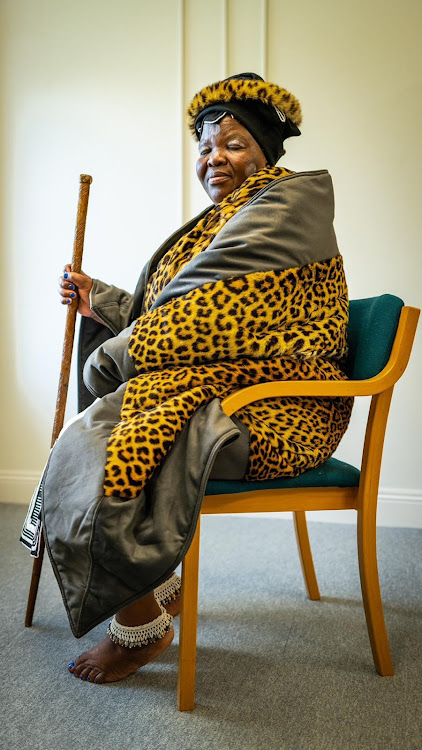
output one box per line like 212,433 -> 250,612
41,391 -> 241,637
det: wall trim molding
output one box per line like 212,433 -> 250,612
1,470 -> 421,528
262,0 -> 268,80
238,488 -> 422,528
0,471 -> 40,505
302,489 -> 422,528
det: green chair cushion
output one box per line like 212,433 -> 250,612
205,457 -> 360,496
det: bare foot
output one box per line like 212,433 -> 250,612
68,626 -> 174,683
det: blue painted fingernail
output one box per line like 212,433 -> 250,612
68,662 -> 75,668
70,293 -> 75,298
64,273 -> 68,279
69,284 -> 74,290
67,299 -> 71,304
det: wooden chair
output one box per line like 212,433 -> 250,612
177,295 -> 420,711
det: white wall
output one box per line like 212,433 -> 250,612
1,0 -> 421,525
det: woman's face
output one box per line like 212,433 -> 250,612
196,116 -> 267,203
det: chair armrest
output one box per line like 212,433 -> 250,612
221,306 -> 420,417
221,378 -> 380,416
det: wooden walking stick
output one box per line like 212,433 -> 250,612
25,174 -> 93,627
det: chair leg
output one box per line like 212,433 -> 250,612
24,532 -> 45,627
293,511 -> 320,601
357,506 -> 394,675
177,517 -> 201,711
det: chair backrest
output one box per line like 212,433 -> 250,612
345,295 -> 404,380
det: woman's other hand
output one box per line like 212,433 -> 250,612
59,264 -> 93,317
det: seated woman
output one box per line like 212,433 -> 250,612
25,72 -> 353,684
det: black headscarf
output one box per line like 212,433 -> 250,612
188,73 -> 301,165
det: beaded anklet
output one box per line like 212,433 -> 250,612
154,573 -> 181,606
107,604 -> 173,649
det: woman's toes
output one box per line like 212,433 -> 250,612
69,660 -> 100,683
79,667 -> 92,681
93,671 -> 105,684
68,661 -> 76,673
86,668 -> 99,683
72,661 -> 87,678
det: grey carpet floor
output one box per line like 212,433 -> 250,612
1,502 -> 421,750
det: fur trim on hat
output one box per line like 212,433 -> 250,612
187,78 -> 302,137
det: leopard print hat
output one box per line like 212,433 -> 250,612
187,72 -> 302,165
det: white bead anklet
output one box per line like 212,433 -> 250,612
107,604 -> 173,649
154,573 -> 181,606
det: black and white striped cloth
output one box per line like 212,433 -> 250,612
20,406 -> 94,558
20,473 -> 44,558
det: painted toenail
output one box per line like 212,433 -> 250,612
68,662 -> 75,668
87,677 -> 90,681
80,675 -> 84,679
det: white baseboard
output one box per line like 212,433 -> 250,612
0,471 -> 40,505
231,489 -> 422,528
1,471 -> 421,529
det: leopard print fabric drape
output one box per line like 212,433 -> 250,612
143,165 -> 292,312
104,169 -> 353,498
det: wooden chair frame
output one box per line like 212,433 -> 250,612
177,305 -> 420,711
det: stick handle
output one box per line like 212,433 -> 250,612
50,174 -> 93,447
